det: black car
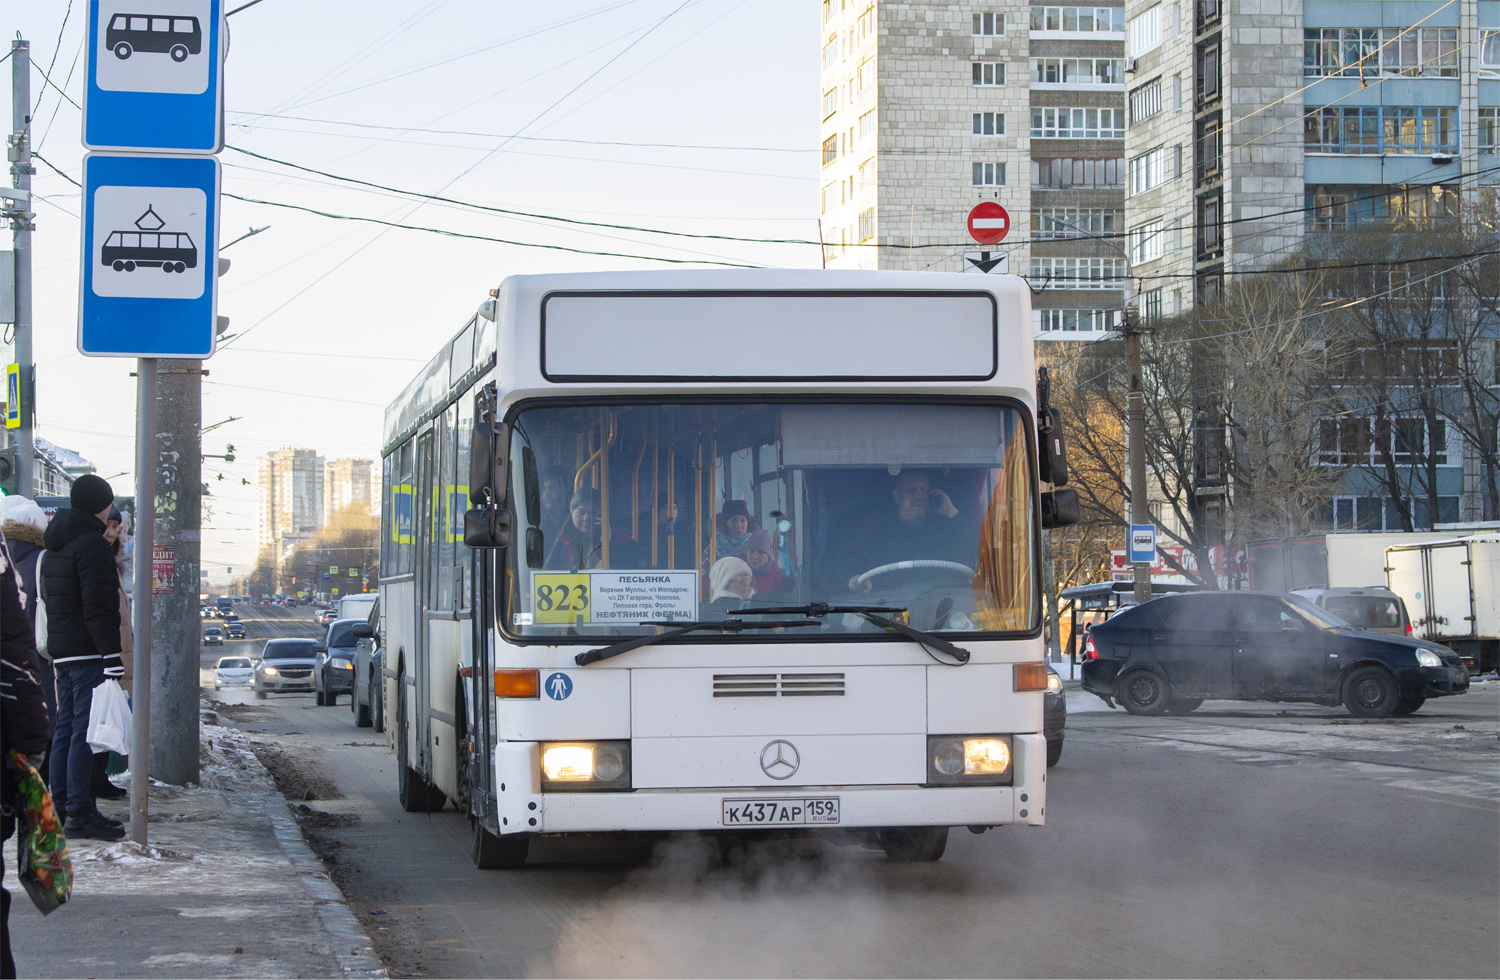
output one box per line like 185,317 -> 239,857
225,621 -> 246,639
1082,592 -> 1469,718
350,615 -> 382,731
314,618 -> 364,706
1044,664 -> 1065,766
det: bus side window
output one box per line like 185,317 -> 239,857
112,14 -> 129,29
173,19 -> 196,32
454,393 -> 475,609
151,17 -> 171,31
130,17 -> 149,31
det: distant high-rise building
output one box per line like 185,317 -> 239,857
817,0 -> 1126,339
257,449 -> 325,559
325,458 -> 380,520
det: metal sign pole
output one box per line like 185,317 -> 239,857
129,358 -> 158,844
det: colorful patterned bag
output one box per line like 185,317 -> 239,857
8,749 -> 72,914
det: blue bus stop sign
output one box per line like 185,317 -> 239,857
84,1 -> 225,153
78,153 -> 220,357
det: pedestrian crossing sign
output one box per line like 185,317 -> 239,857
5,364 -> 18,429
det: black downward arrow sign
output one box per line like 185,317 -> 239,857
967,251 -> 1004,273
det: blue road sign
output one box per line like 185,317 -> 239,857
545,672 -> 573,701
84,1 -> 224,153
1129,524 -> 1156,564
78,153 -> 220,357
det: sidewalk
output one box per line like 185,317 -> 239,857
4,710 -> 385,979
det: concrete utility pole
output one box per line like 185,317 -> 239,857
10,39 -> 35,496
152,360 -> 203,786
129,360 -> 158,844
1124,305 -> 1152,606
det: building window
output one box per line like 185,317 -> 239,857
1029,257 -> 1128,288
1196,267 -> 1222,305
857,59 -> 873,93
1030,107 -> 1125,139
1304,106 -> 1459,155
1128,145 -> 1168,196
823,0 -> 833,25
1141,288 -> 1163,321
1029,6 -> 1124,33
1031,208 -> 1123,239
1196,191 -> 1223,260
1128,4 -> 1162,57
1319,419 -> 1448,468
972,62 -> 1006,86
822,37 -> 839,70
1030,57 -> 1125,86
973,12 -> 1005,36
1172,73 -> 1182,110
858,109 -> 875,139
857,5 -> 874,41
1195,113 -> 1222,182
1196,0 -> 1220,33
1031,156 -> 1123,187
1483,30 -> 1500,77
1303,27 -> 1459,78
1034,308 -> 1115,333
972,161 -> 1007,186
822,134 -> 839,167
821,182 -> 836,214
972,112 -> 1006,136
822,88 -> 838,121
1479,108 -> 1498,155
1195,38 -> 1220,104
858,156 -> 875,192
1305,184 -> 1460,231
858,207 -> 875,242
1130,219 -> 1166,264
1130,77 -> 1162,125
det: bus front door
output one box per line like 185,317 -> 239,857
413,431 -> 435,777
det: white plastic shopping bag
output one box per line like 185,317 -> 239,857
87,679 -> 132,756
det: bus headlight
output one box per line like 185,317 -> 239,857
540,741 -> 632,792
926,735 -> 1013,785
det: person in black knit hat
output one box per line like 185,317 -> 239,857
41,474 -> 125,841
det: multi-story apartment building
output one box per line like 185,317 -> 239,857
257,448 -> 325,559
324,458 -> 380,520
1122,0 -> 1500,527
817,0 -> 1127,339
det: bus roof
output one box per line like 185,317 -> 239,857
384,269 -> 1035,454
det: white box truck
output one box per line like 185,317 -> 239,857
1386,535 -> 1500,675
336,593 -> 377,623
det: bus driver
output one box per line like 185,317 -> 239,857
842,471 -> 975,592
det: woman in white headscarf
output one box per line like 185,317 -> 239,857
705,556 -> 754,619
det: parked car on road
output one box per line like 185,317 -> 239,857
350,600 -> 381,730
202,626 -> 225,646
314,619 -> 363,706
1291,587 -> 1410,637
214,656 -> 254,690
1044,663 -> 1065,767
226,621 -> 246,639
1081,592 -> 1469,718
253,638 -> 319,698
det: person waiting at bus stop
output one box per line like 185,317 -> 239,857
838,470 -> 975,593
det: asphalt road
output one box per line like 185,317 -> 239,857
201,612 -> 1500,978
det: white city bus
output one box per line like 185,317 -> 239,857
379,269 -> 1078,868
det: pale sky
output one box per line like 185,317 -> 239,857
4,0 -> 820,578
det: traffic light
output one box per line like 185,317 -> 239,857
0,448 -> 18,497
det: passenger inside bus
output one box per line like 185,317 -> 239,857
704,556 -> 755,619
707,500 -> 754,563
744,529 -> 793,597
544,489 -> 602,571
828,470 -> 979,593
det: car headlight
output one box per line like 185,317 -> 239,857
262,666 -> 278,676
334,660 -> 354,669
1415,649 -> 1443,668
540,741 -> 631,792
1046,672 -> 1063,695
926,735 -> 1013,785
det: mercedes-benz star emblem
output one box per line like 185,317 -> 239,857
759,739 -> 800,780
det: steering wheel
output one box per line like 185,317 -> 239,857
853,560 -> 976,587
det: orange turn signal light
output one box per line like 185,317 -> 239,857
495,669 -> 540,699
1013,662 -> 1049,692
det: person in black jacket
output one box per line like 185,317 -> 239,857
2,534 -> 52,979
0,498 -> 55,748
41,474 -> 125,841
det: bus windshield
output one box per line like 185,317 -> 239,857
505,400 -> 1037,640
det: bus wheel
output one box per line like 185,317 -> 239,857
470,817 -> 528,869
113,42 -> 132,59
879,827 -> 948,862
162,263 -> 174,274
170,44 -> 189,62
175,262 -> 187,273
123,261 -> 136,272
112,260 -> 125,271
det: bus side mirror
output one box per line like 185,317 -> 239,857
465,508 -> 513,549
469,420 -> 510,508
1041,488 -> 1081,528
1038,407 -> 1069,486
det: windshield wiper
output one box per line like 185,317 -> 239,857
737,603 -> 972,665
574,618 -> 822,667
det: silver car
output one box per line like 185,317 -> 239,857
253,638 -> 319,698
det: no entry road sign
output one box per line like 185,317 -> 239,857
78,153 -> 220,357
84,0 -> 225,153
966,202 -> 1011,245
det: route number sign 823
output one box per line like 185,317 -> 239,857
532,573 -> 591,624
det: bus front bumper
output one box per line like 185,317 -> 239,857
492,734 -> 1048,835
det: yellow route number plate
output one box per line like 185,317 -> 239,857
532,573 -> 591,624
